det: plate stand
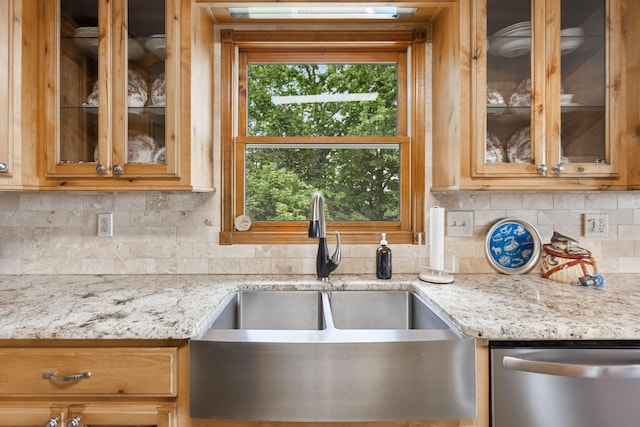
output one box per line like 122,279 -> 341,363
419,267 -> 454,284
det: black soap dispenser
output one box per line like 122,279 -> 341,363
376,233 -> 392,279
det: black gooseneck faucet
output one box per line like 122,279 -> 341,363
308,191 -> 341,281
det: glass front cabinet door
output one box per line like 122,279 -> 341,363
44,0 -> 177,182
470,0 -> 626,187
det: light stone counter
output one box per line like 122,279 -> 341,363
0,273 -> 639,341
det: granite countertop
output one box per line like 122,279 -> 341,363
1,273 -> 639,341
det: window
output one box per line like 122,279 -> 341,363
220,30 -> 426,244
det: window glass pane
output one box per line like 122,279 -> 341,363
245,144 -> 400,221
247,64 -> 398,137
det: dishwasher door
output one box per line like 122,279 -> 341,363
491,345 -> 640,427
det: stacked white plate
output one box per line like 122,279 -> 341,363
145,34 -> 166,59
73,26 -> 99,55
489,22 -> 584,57
560,27 -> 584,55
74,27 -> 145,61
492,21 -> 531,37
489,21 -> 531,58
128,38 -> 145,61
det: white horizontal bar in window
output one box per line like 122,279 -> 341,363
246,143 -> 399,150
271,93 -> 379,105
229,7 -> 416,20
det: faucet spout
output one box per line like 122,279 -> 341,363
309,192 -> 341,281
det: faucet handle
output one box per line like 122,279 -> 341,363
330,231 -> 341,266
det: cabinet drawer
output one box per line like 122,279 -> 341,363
0,347 -> 177,397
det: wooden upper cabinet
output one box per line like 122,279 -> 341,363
433,0 -> 634,191
29,0 -> 214,191
0,1 -> 30,189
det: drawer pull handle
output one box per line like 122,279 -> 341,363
42,371 -> 92,382
44,417 -> 59,427
67,417 -> 81,427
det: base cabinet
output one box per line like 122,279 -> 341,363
0,346 -> 182,427
0,403 -> 175,427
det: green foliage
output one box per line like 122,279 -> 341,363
245,63 -> 400,222
248,64 -> 397,137
245,161 -> 314,221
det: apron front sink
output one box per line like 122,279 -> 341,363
190,290 -> 476,422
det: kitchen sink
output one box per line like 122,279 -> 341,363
190,290 -> 476,422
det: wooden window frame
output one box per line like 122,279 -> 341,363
219,29 -> 426,245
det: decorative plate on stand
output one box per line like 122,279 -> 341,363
485,218 -> 542,274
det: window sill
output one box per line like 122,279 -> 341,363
220,230 -> 417,245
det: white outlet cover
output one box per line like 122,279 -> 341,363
98,213 -> 113,237
584,213 -> 608,237
446,211 -> 474,237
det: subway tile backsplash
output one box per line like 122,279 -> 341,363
1,190 -> 639,275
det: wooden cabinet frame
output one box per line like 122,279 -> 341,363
432,0 -> 635,191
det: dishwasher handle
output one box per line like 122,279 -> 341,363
503,354 -> 640,379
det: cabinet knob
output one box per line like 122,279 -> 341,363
0,162 -> 7,173
536,164 -> 547,176
66,417 -> 81,427
113,164 -> 123,174
43,418 -> 59,427
96,164 -> 106,174
553,163 -> 564,173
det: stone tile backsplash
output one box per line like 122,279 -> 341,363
1,190 -> 639,275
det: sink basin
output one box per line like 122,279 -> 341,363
210,291 -> 325,330
329,290 -> 451,330
190,290 -> 476,422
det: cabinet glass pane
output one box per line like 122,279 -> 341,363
127,0 -> 166,165
560,0 -> 606,164
485,0 -> 531,165
59,0 -> 99,164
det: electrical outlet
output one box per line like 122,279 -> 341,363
446,211 -> 474,237
98,213 -> 113,237
584,213 -> 608,237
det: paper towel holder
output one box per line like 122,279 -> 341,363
417,232 -> 455,283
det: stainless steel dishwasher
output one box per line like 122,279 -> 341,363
491,341 -> 640,427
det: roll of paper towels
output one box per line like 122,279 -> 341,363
429,207 -> 445,271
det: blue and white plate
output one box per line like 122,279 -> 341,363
485,218 -> 541,274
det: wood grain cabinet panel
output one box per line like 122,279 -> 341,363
0,345 -> 181,427
0,0 -> 37,189
0,403 -> 176,427
0,347 -> 177,397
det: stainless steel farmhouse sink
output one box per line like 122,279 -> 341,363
190,290 -> 476,422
